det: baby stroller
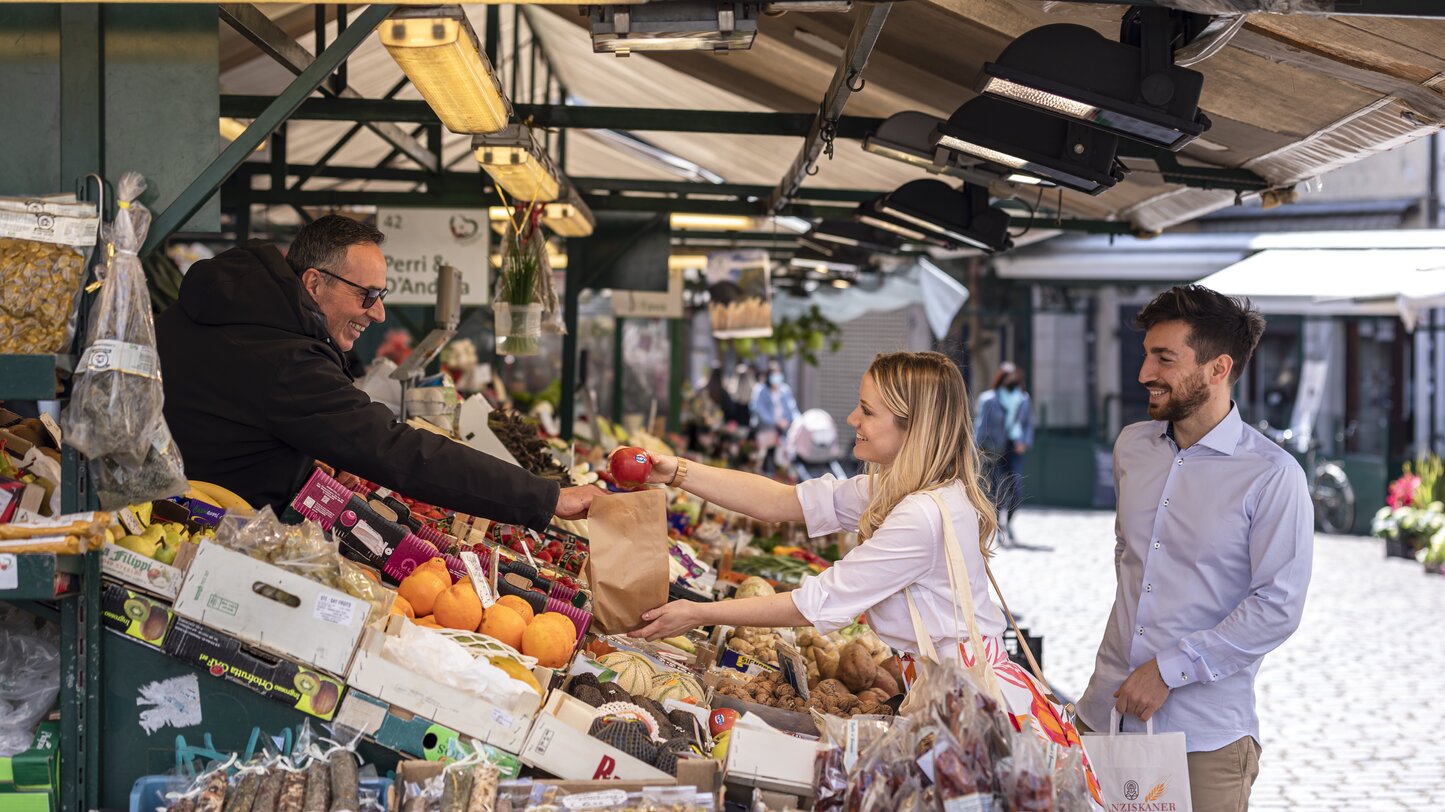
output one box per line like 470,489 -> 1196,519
788,408 -> 851,481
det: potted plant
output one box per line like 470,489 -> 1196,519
494,208 -> 545,356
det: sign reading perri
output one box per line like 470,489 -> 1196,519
377,208 -> 489,306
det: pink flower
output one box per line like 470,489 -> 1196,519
1388,474 -> 1422,509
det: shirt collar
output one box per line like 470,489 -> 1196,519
1158,402 -> 1244,456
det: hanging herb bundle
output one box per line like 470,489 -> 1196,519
493,202 -> 559,356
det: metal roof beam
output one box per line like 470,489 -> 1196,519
1053,0 -> 1445,17
219,5 -> 439,173
768,2 -> 892,213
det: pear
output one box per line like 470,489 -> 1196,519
154,540 -> 180,566
117,534 -> 160,559
141,524 -> 165,544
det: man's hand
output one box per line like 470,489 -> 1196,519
1114,658 -> 1171,722
634,600 -> 707,641
555,485 -> 606,520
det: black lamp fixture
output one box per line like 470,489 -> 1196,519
801,220 -> 904,256
931,96 -> 1126,196
862,111 -> 1056,189
587,1 -> 758,56
861,180 -> 1013,254
978,9 -> 1211,151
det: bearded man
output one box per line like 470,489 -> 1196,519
1077,285 -> 1313,812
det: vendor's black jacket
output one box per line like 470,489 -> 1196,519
155,242 -> 559,529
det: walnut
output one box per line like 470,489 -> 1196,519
817,679 -> 848,696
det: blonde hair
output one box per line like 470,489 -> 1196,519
857,351 -> 998,555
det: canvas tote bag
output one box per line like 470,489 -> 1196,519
1083,710 -> 1193,811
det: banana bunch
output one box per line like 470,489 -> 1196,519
185,480 -> 253,512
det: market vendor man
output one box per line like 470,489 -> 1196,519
155,215 -> 600,529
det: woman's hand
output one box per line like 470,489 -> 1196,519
645,453 -> 679,485
633,600 -> 707,641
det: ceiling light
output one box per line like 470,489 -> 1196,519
218,118 -> 265,153
380,8 -> 512,134
804,221 -> 903,254
670,213 -> 754,231
491,245 -> 567,270
589,1 -> 758,56
831,278 -> 852,289
856,211 -> 935,244
473,126 -> 560,203
872,180 -> 1013,253
543,181 -> 595,238
979,12 -> 1211,151
931,96 -> 1126,196
862,111 -> 1055,189
669,254 -> 710,270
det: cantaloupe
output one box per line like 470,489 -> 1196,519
598,652 -> 656,696
648,672 -> 705,704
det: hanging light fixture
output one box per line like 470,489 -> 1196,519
379,7 -> 512,134
801,220 -> 904,255
979,10 -> 1211,151
931,96 -> 1125,196
588,1 -> 758,56
670,213 -> 754,231
862,111 -> 1052,188
473,125 -> 561,203
543,180 -> 596,238
868,180 -> 1013,254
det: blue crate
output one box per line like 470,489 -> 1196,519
129,775 -> 392,812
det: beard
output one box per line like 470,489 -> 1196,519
1147,367 -> 1211,423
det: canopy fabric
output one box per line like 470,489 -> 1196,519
1195,246 -> 1445,330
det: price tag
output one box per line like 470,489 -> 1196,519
774,640 -> 810,701
117,508 -> 145,537
38,414 -> 62,448
562,791 -> 628,810
845,719 -> 861,772
489,707 -> 516,729
461,550 -> 496,608
0,554 -> 16,590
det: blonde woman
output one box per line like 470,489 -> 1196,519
635,351 -> 1013,679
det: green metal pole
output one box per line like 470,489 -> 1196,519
142,4 -> 395,258
612,317 -> 626,423
668,317 -> 685,434
560,254 -> 581,443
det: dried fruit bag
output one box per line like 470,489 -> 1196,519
63,172 -> 163,464
0,193 -> 99,354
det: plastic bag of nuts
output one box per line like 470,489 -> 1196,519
0,195 -> 100,355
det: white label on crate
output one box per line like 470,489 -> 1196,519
79,340 -> 159,379
490,707 -> 516,729
335,695 -> 389,734
461,551 -> 496,608
118,508 -> 145,536
313,594 -> 359,626
38,414 -> 62,447
0,555 -> 16,590
562,791 -> 629,810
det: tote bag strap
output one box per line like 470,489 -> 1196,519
981,548 -> 1062,706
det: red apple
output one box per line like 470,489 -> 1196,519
609,446 -> 654,489
709,708 -> 740,737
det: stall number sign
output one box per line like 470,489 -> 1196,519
377,208 -> 490,306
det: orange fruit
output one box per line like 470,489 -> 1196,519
397,569 -> 449,617
433,582 -> 484,632
413,615 -> 441,628
495,595 -> 535,624
390,595 -> 415,619
479,604 -> 526,650
534,612 -> 576,639
522,617 -> 576,669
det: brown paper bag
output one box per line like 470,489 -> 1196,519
585,489 -> 670,634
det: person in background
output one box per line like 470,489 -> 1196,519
974,362 -> 1033,545
750,360 -> 801,476
156,214 -> 602,527
1079,285 -> 1312,812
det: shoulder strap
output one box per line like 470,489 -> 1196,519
916,488 -> 1002,702
981,552 -> 1052,692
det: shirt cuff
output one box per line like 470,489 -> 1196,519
789,579 -> 849,636
794,477 -> 843,536
1156,641 -> 1210,689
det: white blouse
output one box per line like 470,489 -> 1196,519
788,475 -> 1007,656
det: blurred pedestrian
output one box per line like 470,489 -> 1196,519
974,362 -> 1032,544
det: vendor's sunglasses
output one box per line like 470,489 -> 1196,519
314,267 -> 389,309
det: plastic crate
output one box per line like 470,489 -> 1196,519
129,775 -> 392,812
1001,626 -> 1044,672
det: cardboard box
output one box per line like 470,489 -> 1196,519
344,618 -> 541,753
334,692 -> 522,777
291,470 -> 409,572
100,543 -> 187,600
173,543 -> 366,675
723,725 -> 817,797
100,581 -> 174,650
0,722 -> 57,792
164,616 -> 345,721
519,695 -> 672,782
709,696 -> 815,738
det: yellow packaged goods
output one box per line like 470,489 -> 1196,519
0,196 -> 100,355
0,511 -> 113,541
0,535 -> 87,554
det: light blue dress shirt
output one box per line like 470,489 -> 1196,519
1078,404 -> 1313,752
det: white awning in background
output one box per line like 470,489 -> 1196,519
1196,246 -> 1445,331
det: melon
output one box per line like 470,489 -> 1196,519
598,652 -> 656,696
648,672 -> 705,704
735,576 -> 776,600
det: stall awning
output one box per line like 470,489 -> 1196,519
1195,244 -> 1445,331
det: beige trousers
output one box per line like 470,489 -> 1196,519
1079,720 -> 1261,812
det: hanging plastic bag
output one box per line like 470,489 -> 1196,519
0,192 -> 99,354
0,609 -> 61,756
92,419 -> 188,509
64,171 -> 164,465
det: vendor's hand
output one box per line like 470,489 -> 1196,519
1114,658 -> 1170,722
336,470 -> 363,491
644,453 -> 679,485
555,484 -> 606,520
634,600 -> 708,641
1013,442 -> 1027,455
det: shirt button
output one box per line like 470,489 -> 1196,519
1146,584 -> 1152,592
1180,672 -> 1188,681
1154,542 -> 1161,549
1163,498 -> 1170,506
1177,459 -> 1183,465
1137,627 -> 1145,635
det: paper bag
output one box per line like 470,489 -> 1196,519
585,489 -> 670,633
1083,710 -> 1193,811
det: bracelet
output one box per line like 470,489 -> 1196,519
666,456 -> 689,487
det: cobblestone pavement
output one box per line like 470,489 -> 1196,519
990,509 -> 1445,811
